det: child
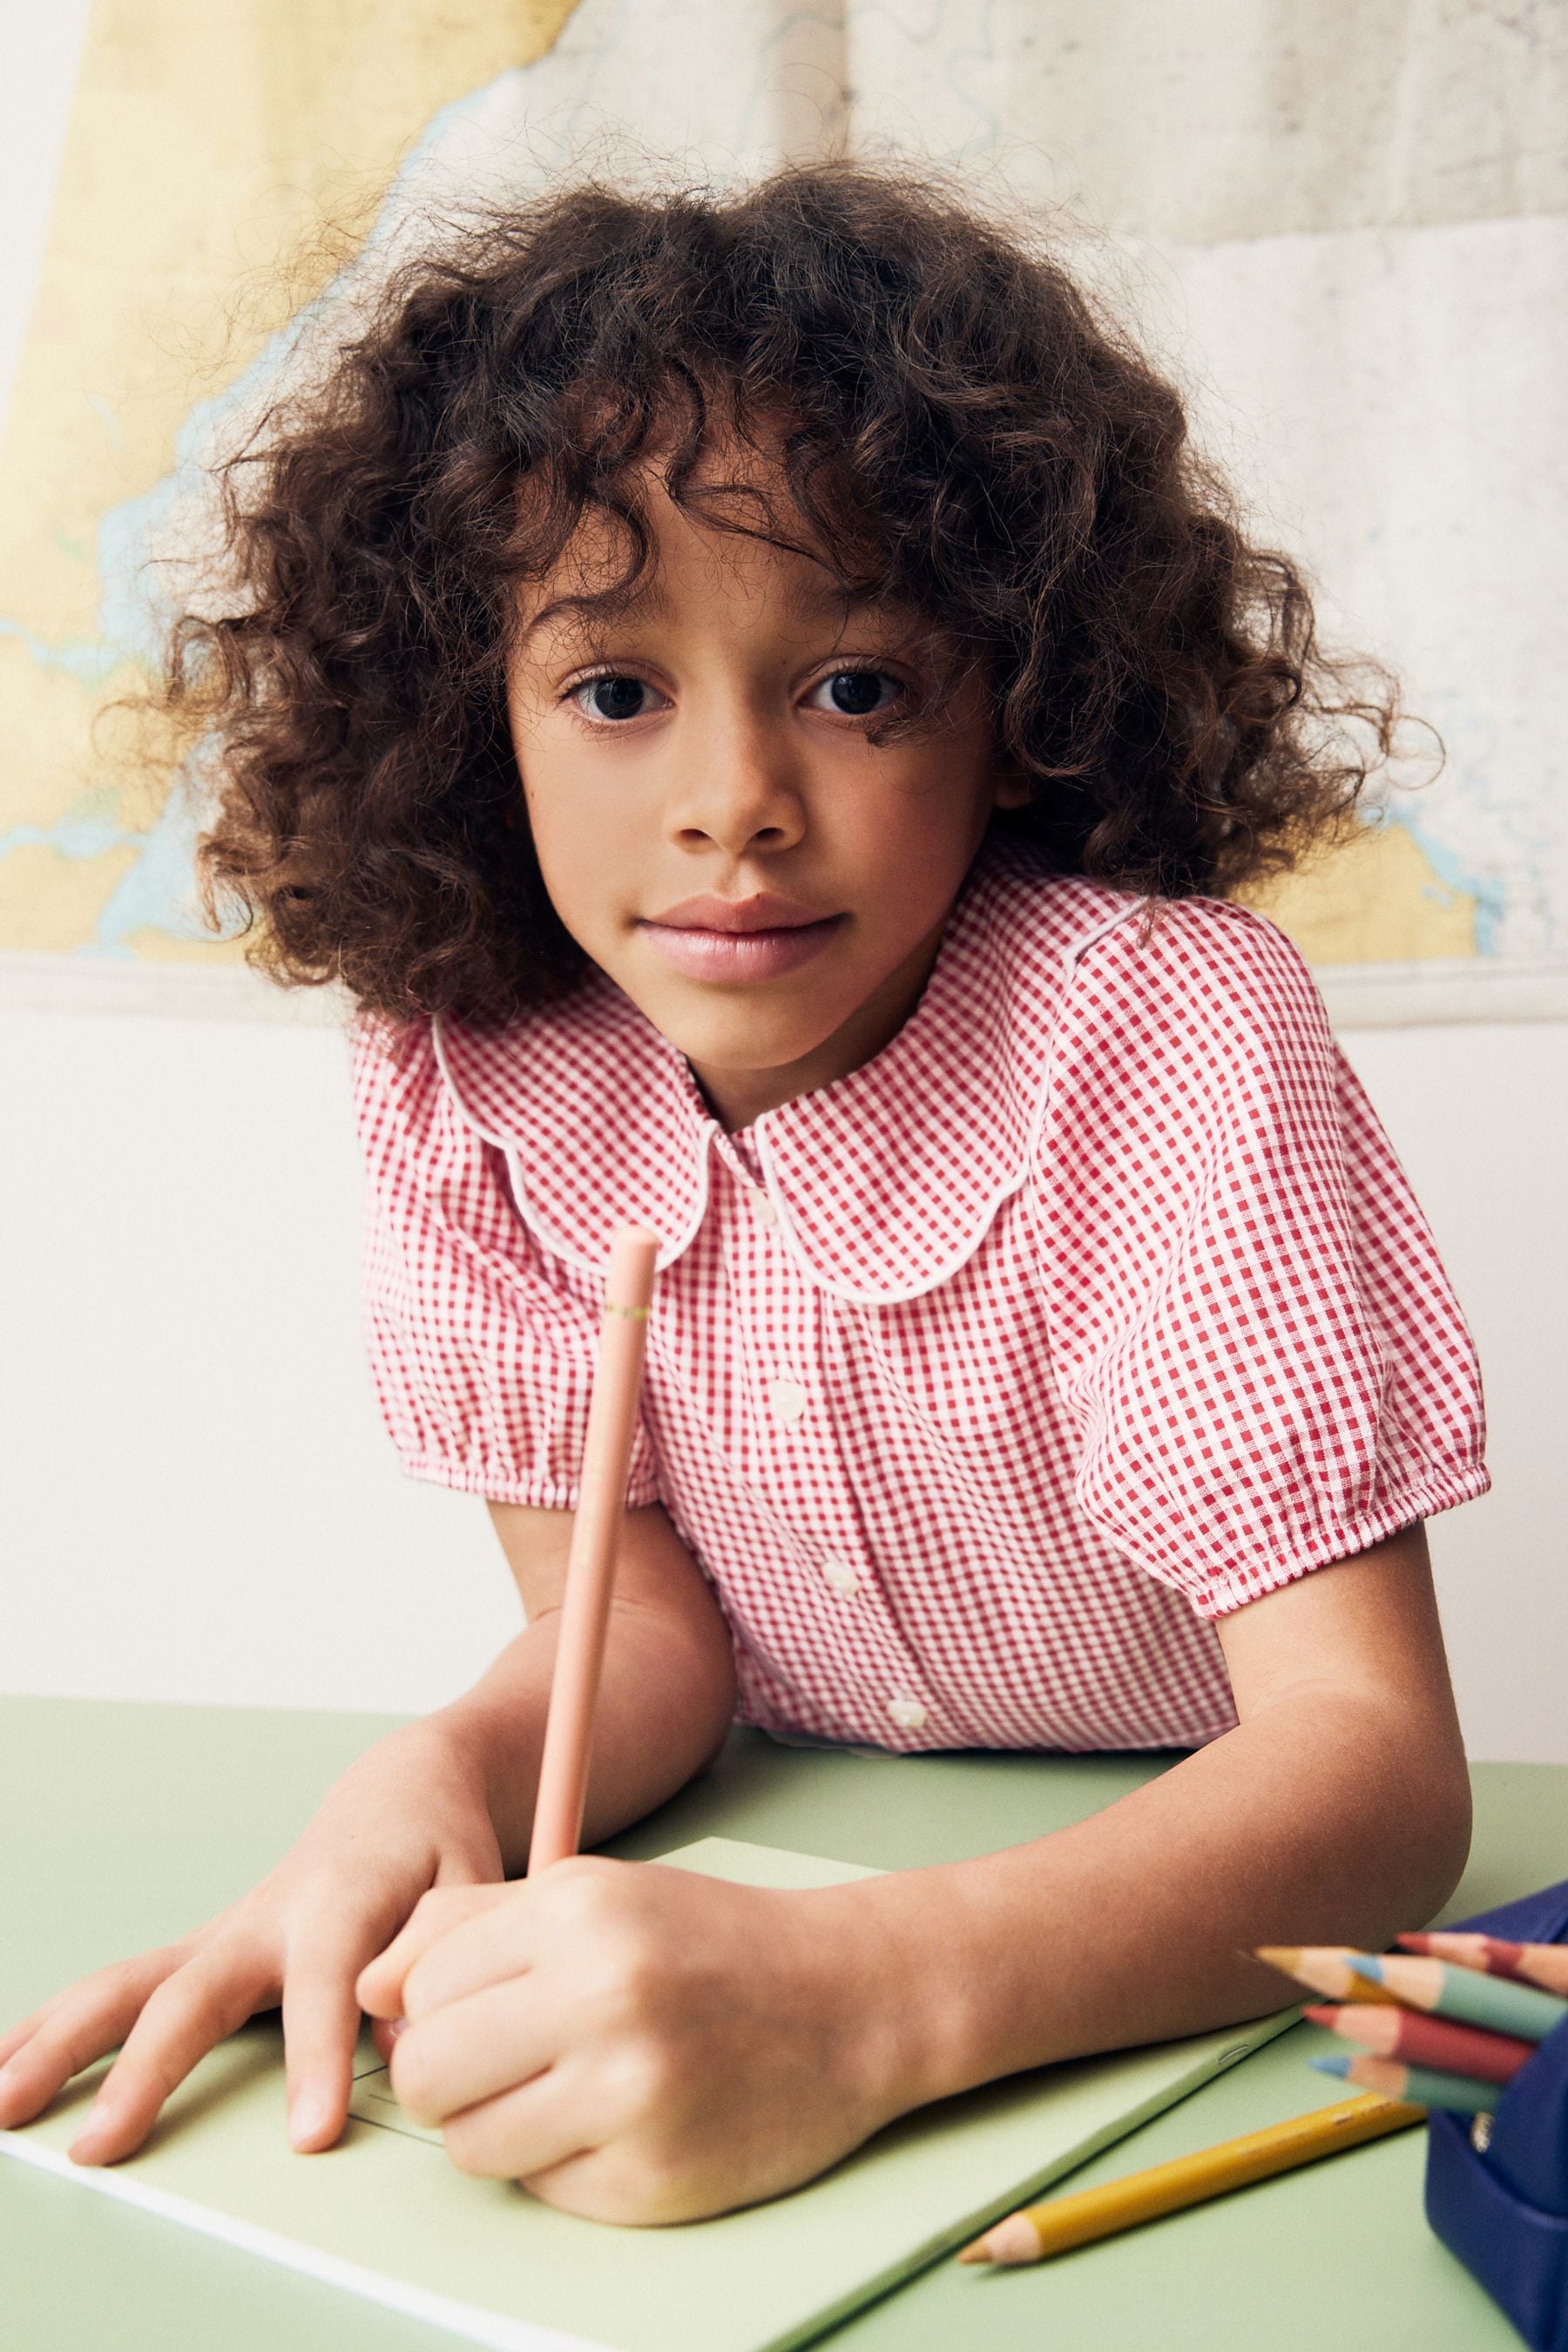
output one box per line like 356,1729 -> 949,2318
0,165 -> 1485,2225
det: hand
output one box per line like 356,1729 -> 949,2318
0,1719 -> 505,2166
355,1857 -> 911,2223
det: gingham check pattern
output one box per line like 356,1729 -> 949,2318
352,843 -> 1488,1754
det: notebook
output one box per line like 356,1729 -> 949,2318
0,1836 -> 1294,2352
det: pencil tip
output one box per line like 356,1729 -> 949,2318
956,2241 -> 990,2264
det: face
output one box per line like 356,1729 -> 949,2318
504,445 -> 1027,1130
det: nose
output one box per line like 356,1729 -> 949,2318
663,698 -> 805,859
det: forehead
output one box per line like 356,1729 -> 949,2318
513,429 -> 900,643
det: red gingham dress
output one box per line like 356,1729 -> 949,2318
351,842 -> 1488,1754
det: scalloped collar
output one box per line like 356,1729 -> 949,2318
433,848 -> 1142,1307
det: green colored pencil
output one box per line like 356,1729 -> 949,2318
1349,1951 -> 1568,2043
1310,2052 -> 1494,2117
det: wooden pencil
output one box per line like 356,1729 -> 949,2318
527,1224 -> 659,1876
1304,2003 -> 1533,2087
1398,1930 -> 1568,1999
956,2095 -> 1423,2266
1348,1951 -> 1568,2044
1254,1946 -> 1407,2008
1309,2052 -> 1494,2116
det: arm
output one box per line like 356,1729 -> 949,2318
855,1521 -> 1471,2096
357,1522 -> 1470,2224
443,1500 -> 738,1872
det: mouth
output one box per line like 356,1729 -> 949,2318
637,895 -> 846,983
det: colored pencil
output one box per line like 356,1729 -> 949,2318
527,1225 -> 659,1876
1398,1930 -> 1568,2000
1310,2052 -> 1494,2117
1348,1951 -> 1568,2044
1304,2003 -> 1533,2088
956,2094 -> 1423,2266
1254,1946 -> 1408,2008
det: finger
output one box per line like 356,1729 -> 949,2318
369,2014 -> 403,2063
398,1889 -> 547,2024
69,1947 -> 275,2165
441,2062 -> 595,2184
280,1925 -> 382,2153
391,1976 -> 561,2127
0,1950 -> 185,2129
0,2008 -> 50,2073
355,1886 -> 511,2017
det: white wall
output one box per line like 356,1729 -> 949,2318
1,1007 -> 517,1714
1341,1024 -> 1568,1763
3,1005 -> 1565,1761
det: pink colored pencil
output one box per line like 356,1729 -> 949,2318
1304,2003 -> 1533,2088
527,1225 -> 659,1876
1397,1930 -> 1568,1999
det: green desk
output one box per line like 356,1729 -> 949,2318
3,1699 -> 1560,2350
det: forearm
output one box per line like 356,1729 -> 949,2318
433,1578 -> 737,1876
848,1680 -> 1471,2113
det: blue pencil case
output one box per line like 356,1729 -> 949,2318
1424,1876 -> 1568,2350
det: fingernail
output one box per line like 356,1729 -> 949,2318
69,2101 -> 115,2160
387,2017 -> 407,2039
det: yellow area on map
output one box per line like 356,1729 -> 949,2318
0,841 -> 141,950
0,0 -> 580,960
1241,818 -> 1477,965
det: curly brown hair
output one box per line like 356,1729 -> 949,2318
167,161 -> 1397,1024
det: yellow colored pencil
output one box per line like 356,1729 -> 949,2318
958,2095 -> 1424,2266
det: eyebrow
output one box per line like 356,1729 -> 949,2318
520,565 -> 896,645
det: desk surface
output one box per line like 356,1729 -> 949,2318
3,1697 -> 1561,2352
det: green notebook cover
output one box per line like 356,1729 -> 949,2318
0,1836 -> 1294,2352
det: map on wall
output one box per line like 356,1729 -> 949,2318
3,0 -> 1564,1024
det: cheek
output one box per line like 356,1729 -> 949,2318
517,753 -> 645,940
827,754 -> 995,911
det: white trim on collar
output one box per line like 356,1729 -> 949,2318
431,850 -> 1146,1305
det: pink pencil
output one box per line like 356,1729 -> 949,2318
527,1224 -> 659,1876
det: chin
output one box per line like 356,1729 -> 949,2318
652,997 -> 842,1078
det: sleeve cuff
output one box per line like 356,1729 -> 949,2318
394,1452 -> 662,1513
1191,1463 -> 1492,1619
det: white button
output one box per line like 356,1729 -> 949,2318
768,1377 -> 808,1423
821,1557 -> 860,1597
748,1188 -> 778,1228
885,1698 -> 929,1732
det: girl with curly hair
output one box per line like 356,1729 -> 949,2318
0,165 -> 1486,2224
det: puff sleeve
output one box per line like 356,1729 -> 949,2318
1031,898 -> 1489,1617
349,1013 -> 659,1510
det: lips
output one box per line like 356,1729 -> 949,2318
638,893 -> 845,983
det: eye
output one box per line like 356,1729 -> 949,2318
571,673 -> 660,722
808,668 -> 903,718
